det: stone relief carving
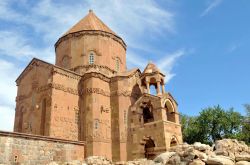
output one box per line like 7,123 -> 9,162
82,72 -> 111,83
53,67 -> 81,80
73,64 -> 116,76
83,87 -> 110,97
17,72 -> 139,101
100,106 -> 109,113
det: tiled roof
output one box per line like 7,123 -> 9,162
63,10 -> 116,36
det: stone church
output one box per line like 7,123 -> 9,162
14,10 -> 182,161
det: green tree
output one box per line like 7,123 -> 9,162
197,105 -> 227,144
181,114 -> 201,144
181,105 -> 243,145
240,104 -> 250,144
224,108 -> 243,139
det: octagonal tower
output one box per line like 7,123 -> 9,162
55,10 -> 127,74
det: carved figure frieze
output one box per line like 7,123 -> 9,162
79,87 -> 108,97
101,106 -> 109,113
23,122 -> 32,132
39,83 -> 78,95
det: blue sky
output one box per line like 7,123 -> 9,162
0,0 -> 249,131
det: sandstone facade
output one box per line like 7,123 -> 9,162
13,10 -> 182,161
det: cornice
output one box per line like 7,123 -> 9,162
111,69 -> 141,82
72,64 -> 116,76
55,30 -> 126,50
81,72 -> 111,83
140,71 -> 165,79
53,67 -> 81,80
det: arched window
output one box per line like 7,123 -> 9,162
165,100 -> 176,123
141,101 -> 154,123
115,57 -> 120,71
89,52 -> 95,64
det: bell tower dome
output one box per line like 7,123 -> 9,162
55,10 -> 127,74
141,62 -> 165,96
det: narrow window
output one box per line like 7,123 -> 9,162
14,155 -> 18,163
89,53 -> 95,64
94,119 -> 99,129
124,110 -> 127,125
18,107 -> 23,132
40,98 -> 46,135
115,58 -> 120,71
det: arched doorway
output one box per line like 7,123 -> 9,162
144,137 -> 156,159
170,136 -> 178,147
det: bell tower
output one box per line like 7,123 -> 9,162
140,62 -> 165,96
54,10 -> 127,73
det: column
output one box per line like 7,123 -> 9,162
161,84 -> 165,94
146,81 -> 150,94
156,81 -> 162,96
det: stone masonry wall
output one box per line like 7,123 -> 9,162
0,131 -> 85,165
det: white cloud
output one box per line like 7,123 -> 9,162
200,0 -> 223,17
0,59 -> 19,108
127,49 -> 185,83
0,59 -> 18,131
227,43 -> 241,53
0,31 -> 54,62
0,0 -> 175,44
0,105 -> 15,131
127,52 -> 148,70
157,49 -> 185,82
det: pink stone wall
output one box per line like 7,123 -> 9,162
0,131 -> 85,165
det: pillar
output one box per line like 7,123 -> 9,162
146,81 -> 150,94
156,81 -> 162,96
161,84 -> 165,94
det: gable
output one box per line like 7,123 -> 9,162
16,58 -> 53,86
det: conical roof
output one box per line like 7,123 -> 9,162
142,62 -> 161,74
63,10 -> 116,36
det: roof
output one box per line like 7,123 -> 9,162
142,62 -> 162,74
116,68 -> 141,77
63,10 -> 116,36
16,58 -> 81,83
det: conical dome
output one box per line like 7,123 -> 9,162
55,10 -> 126,73
143,62 -> 161,74
63,10 -> 117,36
